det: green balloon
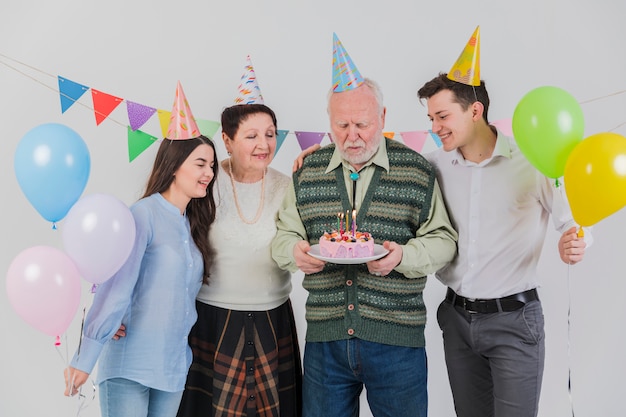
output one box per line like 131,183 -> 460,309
512,86 -> 584,178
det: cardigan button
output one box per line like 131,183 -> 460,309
347,328 -> 355,335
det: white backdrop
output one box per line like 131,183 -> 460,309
1,1 -> 625,416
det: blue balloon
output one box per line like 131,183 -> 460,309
14,123 -> 90,224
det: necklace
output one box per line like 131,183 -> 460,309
350,171 -> 359,210
228,158 -> 265,224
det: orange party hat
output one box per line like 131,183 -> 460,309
166,81 -> 201,140
447,26 -> 481,86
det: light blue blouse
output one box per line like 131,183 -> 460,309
70,193 -> 204,392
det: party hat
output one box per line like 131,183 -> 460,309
332,33 -> 364,92
166,81 -> 201,140
234,55 -> 264,104
447,26 -> 481,86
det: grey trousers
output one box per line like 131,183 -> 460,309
437,298 -> 545,417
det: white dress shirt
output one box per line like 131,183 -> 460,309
425,130 -> 590,299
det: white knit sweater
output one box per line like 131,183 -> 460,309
196,166 -> 292,310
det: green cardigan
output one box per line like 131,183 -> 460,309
293,139 -> 436,347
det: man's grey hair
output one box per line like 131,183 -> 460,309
326,78 -> 384,114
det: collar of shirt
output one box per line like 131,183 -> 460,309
450,129 -> 512,168
155,192 -> 186,217
324,136 -> 390,175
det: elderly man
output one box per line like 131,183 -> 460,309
271,78 -> 457,417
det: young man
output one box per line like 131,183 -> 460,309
417,73 -> 588,417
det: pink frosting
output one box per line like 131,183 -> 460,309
319,231 -> 375,258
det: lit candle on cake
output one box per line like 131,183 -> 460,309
346,210 -> 350,232
339,212 -> 344,234
337,212 -> 341,232
352,209 -> 356,236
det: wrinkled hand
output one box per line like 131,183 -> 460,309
294,240 -> 326,274
558,226 -> 586,265
366,241 -> 402,276
64,367 -> 89,397
292,144 -> 321,173
113,324 -> 126,340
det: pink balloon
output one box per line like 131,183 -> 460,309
6,246 -> 81,337
61,193 -> 136,284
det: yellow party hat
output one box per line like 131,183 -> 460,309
447,26 -> 481,86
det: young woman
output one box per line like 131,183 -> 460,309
64,135 -> 218,417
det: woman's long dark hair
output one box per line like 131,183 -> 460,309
143,135 -> 218,283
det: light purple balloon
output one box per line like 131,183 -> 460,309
6,246 -> 81,337
61,193 -> 136,284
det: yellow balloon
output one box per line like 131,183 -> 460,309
564,132 -> 626,226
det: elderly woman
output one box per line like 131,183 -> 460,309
177,104 -> 302,417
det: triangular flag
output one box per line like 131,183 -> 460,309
126,101 -> 157,131
332,33 -> 364,92
127,127 -> 158,162
275,129 -> 289,156
383,131 -> 395,139
295,131 -> 326,150
58,76 -> 89,113
91,89 -> 123,125
491,118 -> 513,137
157,109 -> 171,137
447,26 -> 481,86
400,131 -> 428,153
196,119 -> 221,139
428,130 -> 443,148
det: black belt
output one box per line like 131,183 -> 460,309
445,288 -> 539,314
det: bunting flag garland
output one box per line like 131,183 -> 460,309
127,127 -> 158,162
295,131 -> 326,150
6,54 -> 612,164
126,100 -> 157,131
400,131 -> 429,153
58,76 -> 89,113
275,129 -> 289,155
91,89 -> 123,125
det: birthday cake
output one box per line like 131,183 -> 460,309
319,230 -> 375,258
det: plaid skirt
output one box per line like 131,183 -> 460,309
177,300 -> 302,417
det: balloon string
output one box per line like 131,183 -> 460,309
567,263 -> 576,417
607,120 -> 626,133
56,307 -> 96,416
578,89 -> 626,104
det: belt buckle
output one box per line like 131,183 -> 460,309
463,297 -> 478,313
